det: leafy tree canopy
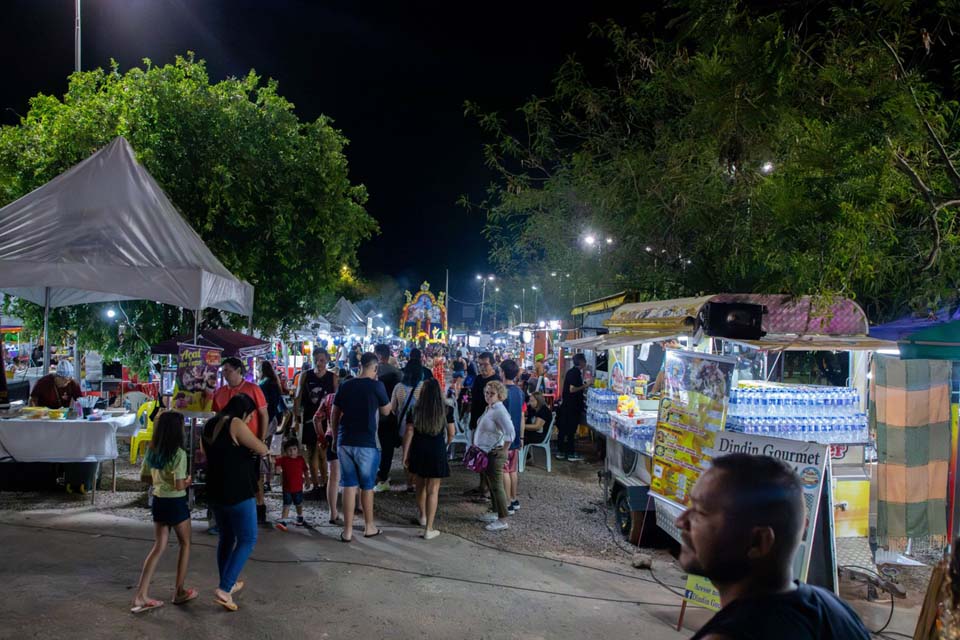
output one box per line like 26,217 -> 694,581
467,1 -> 960,323
0,53 -> 375,370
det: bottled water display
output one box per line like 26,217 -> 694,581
725,385 -> 869,444
586,387 -> 656,451
586,388 -> 618,430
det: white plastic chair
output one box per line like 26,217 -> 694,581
519,412 -> 555,473
123,391 -> 150,415
447,404 -> 472,460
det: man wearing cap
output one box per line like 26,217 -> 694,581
30,360 -> 82,409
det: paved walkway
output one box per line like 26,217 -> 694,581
0,510 -> 701,640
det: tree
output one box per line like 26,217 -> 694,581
0,54 -> 376,369
466,1 -> 960,322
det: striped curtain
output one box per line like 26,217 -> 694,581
872,356 -> 951,551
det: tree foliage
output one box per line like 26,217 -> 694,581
0,54 -> 375,369
467,1 -> 960,322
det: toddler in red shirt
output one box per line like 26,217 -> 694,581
275,439 -> 310,526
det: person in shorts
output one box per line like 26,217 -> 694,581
293,349 -> 338,496
132,411 -> 197,613
275,438 -> 309,526
330,352 -> 391,541
501,360 -> 524,514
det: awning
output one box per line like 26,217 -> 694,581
727,334 -> 897,352
571,291 -> 637,316
562,329 -> 683,351
606,294 -> 869,336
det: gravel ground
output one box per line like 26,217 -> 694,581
0,441 -> 653,564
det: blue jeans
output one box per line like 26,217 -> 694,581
338,445 -> 381,490
213,498 -> 257,593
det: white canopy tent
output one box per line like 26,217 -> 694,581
0,136 -> 254,370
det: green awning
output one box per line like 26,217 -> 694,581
899,321 -> 960,360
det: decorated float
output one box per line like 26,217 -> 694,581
399,282 -> 447,344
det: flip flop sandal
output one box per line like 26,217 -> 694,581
339,531 -> 352,543
230,580 -> 244,595
131,599 -> 164,614
172,588 -> 198,605
363,529 -> 383,538
214,597 -> 238,612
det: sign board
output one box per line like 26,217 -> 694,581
681,430 -> 835,611
651,350 -> 736,506
683,575 -> 721,611
173,344 -> 222,412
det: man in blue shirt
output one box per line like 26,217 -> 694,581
330,352 -> 391,541
501,359 -> 524,514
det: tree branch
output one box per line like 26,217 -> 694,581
880,34 -> 960,191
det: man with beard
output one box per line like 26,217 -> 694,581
676,454 -> 869,640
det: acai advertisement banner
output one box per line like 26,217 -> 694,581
174,344 -> 222,412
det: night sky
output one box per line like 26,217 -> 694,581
1,0 -> 650,312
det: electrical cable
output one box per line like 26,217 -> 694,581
0,519 -> 684,608
839,564 -> 897,635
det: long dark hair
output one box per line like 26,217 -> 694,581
147,411 -> 185,470
402,348 -> 425,387
203,393 -> 257,444
260,360 -> 281,390
413,378 -> 446,436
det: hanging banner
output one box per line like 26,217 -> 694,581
651,350 -> 736,505
683,575 -> 722,611
173,344 -> 222,412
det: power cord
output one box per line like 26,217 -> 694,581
0,519 -> 685,608
838,564 -> 897,636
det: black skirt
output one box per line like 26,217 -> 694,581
407,430 -> 450,479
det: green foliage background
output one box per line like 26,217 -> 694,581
468,1 -> 960,323
0,54 -> 376,372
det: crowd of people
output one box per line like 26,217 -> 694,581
128,343 -> 875,639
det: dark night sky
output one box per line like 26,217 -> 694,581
1,0 -> 650,310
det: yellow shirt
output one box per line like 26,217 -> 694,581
141,448 -> 187,498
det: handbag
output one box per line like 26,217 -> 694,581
463,444 -> 489,473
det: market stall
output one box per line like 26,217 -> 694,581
566,294 -> 898,557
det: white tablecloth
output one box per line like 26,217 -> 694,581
0,417 -> 130,463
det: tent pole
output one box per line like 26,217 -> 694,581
42,287 -> 51,373
193,309 -> 200,344
248,314 -> 253,335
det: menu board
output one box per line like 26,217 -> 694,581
173,344 -> 222,412
651,350 -> 736,506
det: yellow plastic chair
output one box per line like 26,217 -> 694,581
129,401 -> 157,464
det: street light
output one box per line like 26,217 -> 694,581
531,285 -> 539,323
477,274 -> 495,331
583,234 -> 596,246
106,308 -> 116,319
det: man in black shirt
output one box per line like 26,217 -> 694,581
678,454 -> 869,640
557,352 -> 589,461
374,343 -> 403,490
293,349 -> 338,496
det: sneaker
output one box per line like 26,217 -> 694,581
567,453 -> 584,462
510,501 -> 520,511
477,512 -> 499,523
507,507 -> 516,516
373,481 -> 391,493
295,518 -> 305,527
484,520 -> 509,532
423,529 -> 441,540
555,452 -> 568,460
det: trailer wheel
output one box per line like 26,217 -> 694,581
614,489 -> 632,539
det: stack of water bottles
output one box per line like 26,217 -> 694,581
586,388 -> 618,430
609,411 -> 658,451
725,384 -> 869,444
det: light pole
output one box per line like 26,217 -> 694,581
493,287 -> 500,331
531,285 -> 539,324
513,304 -> 522,324
476,274 -> 494,332
75,0 -> 81,72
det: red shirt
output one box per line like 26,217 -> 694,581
30,375 -> 82,409
212,381 -> 267,437
275,455 -> 308,493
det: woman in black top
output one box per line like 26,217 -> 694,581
201,393 -> 268,611
401,379 -> 455,540
524,392 -> 553,444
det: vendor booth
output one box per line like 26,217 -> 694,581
0,137 -> 254,494
563,294 -> 917,600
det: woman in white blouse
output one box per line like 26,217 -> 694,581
474,380 -> 515,531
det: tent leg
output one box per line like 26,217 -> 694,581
248,314 -> 253,334
42,287 -> 51,373
193,309 -> 200,343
